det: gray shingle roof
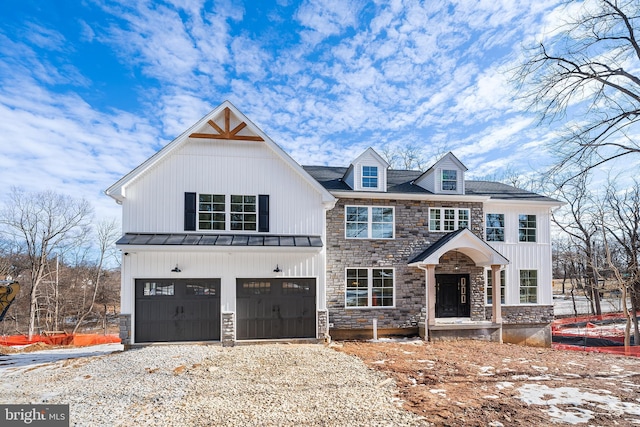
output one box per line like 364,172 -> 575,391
302,166 -> 558,202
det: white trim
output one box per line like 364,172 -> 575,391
344,267 -> 396,309
428,207 -> 470,232
484,268 -> 506,305
344,205 -> 395,239
331,191 -> 490,202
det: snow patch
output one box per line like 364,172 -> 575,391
517,383 -> 640,424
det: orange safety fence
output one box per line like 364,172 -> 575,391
553,343 -> 640,357
552,311 -> 640,331
0,333 -> 120,347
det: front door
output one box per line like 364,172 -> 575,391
435,274 -> 470,318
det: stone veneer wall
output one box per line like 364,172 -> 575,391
484,305 -> 555,324
317,309 -> 328,340
326,198 -> 484,333
119,314 -> 131,346
221,312 -> 235,347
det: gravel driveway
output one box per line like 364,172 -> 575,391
0,344 -> 428,426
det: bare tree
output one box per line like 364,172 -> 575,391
515,0 -> 640,183
379,144 -> 431,170
0,188 -> 93,339
603,179 -> 640,343
550,174 -> 603,314
72,219 -> 119,334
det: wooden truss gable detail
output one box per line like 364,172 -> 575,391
189,107 -> 264,141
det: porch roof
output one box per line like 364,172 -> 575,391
408,228 -> 509,267
116,233 -> 323,247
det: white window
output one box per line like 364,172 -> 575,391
346,268 -> 394,308
362,166 -> 378,188
199,194 -> 225,230
198,194 -> 256,231
345,206 -> 394,239
429,208 -> 469,231
486,270 -> 505,304
486,213 -> 505,242
519,214 -> 536,242
442,169 -> 457,191
230,195 -> 256,231
519,270 -> 538,303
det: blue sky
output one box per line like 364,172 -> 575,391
0,0 -> 570,221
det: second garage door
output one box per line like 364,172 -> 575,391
236,278 -> 316,340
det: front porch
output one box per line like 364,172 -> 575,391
409,228 -> 509,343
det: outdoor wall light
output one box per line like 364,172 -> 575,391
171,265 -> 182,273
273,264 -> 282,272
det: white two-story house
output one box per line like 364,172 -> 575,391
107,101 -> 561,347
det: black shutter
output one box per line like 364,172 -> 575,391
184,192 -> 196,231
258,194 -> 269,232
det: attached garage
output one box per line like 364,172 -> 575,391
236,278 -> 316,340
135,279 -> 221,343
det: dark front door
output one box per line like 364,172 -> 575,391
236,278 -> 316,340
435,274 -> 470,318
135,279 -> 221,343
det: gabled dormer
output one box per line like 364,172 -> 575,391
414,152 -> 467,195
342,147 -> 389,192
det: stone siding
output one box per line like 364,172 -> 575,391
326,198 -> 484,332
317,309 -> 328,340
485,305 -> 554,325
222,311 -> 235,347
119,314 -> 131,346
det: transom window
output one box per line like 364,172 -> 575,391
486,270 -> 506,304
346,268 -> 394,308
518,214 -> 536,242
143,282 -> 175,296
519,270 -> 538,303
362,166 -> 379,188
442,169 -> 457,191
429,208 -> 469,231
198,194 -> 256,231
345,206 -> 394,239
486,213 -> 505,242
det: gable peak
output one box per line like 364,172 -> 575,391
189,106 -> 264,142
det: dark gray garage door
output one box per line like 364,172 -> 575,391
135,279 -> 220,343
236,278 -> 316,340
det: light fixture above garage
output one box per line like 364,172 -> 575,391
171,265 -> 181,273
273,264 -> 281,272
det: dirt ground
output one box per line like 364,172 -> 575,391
336,339 -> 640,426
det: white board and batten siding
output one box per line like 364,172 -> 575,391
121,139 -> 326,235
118,135 -> 331,342
484,202 -> 554,306
120,249 -> 326,316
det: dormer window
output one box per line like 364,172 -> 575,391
442,170 -> 457,191
362,166 -> 378,188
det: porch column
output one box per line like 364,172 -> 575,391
426,264 -> 436,327
491,264 -> 502,324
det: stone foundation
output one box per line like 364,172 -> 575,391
318,309 -> 329,340
119,314 -> 131,346
222,312 -> 235,347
